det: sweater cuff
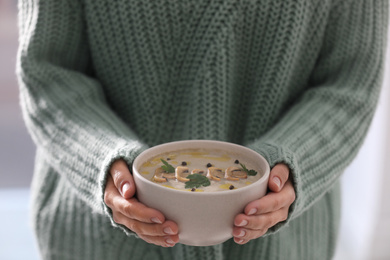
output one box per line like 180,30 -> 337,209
99,140 -> 148,237
245,142 -> 302,234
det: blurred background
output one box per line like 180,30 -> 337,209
0,1 -> 389,259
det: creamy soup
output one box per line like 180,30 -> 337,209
137,149 -> 263,192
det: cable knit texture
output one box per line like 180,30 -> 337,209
17,0 -> 387,259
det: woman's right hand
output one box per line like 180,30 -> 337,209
104,159 -> 179,247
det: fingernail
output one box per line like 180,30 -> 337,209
163,227 -> 175,235
273,177 -> 281,189
248,208 -> 257,215
237,239 -> 244,244
165,238 -> 175,244
121,182 -> 130,197
237,230 -> 245,237
151,217 -> 162,224
237,219 -> 248,227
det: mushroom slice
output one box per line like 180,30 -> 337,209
207,167 -> 224,181
162,172 -> 176,179
153,167 -> 168,183
225,166 -> 247,181
191,169 -> 205,175
176,166 -> 191,182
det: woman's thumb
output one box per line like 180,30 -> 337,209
268,163 -> 290,192
110,159 -> 136,199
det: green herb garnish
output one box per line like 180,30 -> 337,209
160,159 -> 175,173
240,163 -> 258,176
185,174 -> 211,189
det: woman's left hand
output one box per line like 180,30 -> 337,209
233,163 -> 296,244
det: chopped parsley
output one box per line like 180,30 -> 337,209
240,163 -> 258,176
185,174 -> 211,189
160,159 -> 175,173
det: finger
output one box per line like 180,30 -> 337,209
244,178 -> 295,215
106,176 -> 166,224
233,237 -> 247,245
112,195 -> 166,224
112,211 -> 178,237
268,164 -> 289,192
104,175 -> 118,208
233,207 -> 289,243
110,159 -> 136,199
233,227 -> 268,243
138,233 -> 179,247
248,190 -> 295,216
234,206 -> 289,231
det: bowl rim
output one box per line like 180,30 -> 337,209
132,140 -> 270,196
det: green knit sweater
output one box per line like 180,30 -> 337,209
17,0 -> 387,259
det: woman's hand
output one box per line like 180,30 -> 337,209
233,163 -> 296,244
104,159 -> 179,247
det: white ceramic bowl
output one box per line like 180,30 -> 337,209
132,140 -> 270,246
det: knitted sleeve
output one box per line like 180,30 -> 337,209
246,0 -> 388,232
16,0 -> 148,214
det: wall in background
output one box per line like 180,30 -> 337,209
0,0 -> 35,188
334,14 -> 390,260
334,48 -> 390,259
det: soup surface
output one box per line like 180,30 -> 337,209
137,149 -> 263,192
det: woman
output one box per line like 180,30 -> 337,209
17,0 -> 388,259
